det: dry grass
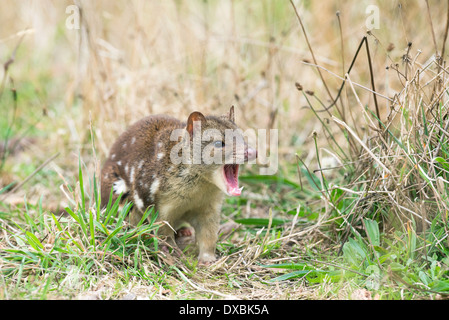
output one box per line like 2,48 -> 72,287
1,1 -> 446,186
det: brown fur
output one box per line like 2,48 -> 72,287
100,107 -> 254,263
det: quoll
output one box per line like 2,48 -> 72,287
100,106 -> 257,264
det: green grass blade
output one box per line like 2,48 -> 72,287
23,196 -> 37,233
102,226 -> 123,245
239,174 -> 300,189
364,218 -> 380,247
25,231 -> 44,251
38,195 -> 44,233
103,192 -> 123,226
269,270 -> 312,282
261,262 -> 310,269
93,173 -> 101,222
104,187 -> 115,217
89,209 -> 95,248
65,206 -> 87,238
51,213 -> 63,232
136,206 -> 155,228
78,156 -> 86,217
0,182 -> 15,195
235,217 -> 288,227
116,201 -> 132,227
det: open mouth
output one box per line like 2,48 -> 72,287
223,164 -> 243,196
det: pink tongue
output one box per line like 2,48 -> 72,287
224,165 -> 242,196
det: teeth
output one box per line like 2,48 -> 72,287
228,186 -> 244,196
226,187 -> 241,196
234,187 -> 243,193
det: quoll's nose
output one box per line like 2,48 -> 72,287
245,146 -> 257,161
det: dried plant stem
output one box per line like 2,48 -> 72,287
425,0 -> 439,57
289,0 -> 343,119
332,116 -> 391,174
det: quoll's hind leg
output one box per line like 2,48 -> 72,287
177,226 -> 194,237
174,220 -> 238,249
175,225 -> 196,251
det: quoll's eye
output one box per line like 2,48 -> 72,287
214,141 -> 225,148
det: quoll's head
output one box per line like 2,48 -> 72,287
173,106 -> 257,196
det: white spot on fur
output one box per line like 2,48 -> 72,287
111,154 -> 116,160
125,164 -> 129,175
131,136 -> 136,145
157,142 -> 163,148
138,160 -> 144,169
134,192 -> 144,210
130,167 -> 135,183
157,152 -> 164,160
117,161 -> 122,166
150,179 -> 160,196
123,143 -> 127,148
113,179 -> 127,195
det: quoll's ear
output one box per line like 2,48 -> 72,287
186,111 -> 207,138
229,105 -> 235,122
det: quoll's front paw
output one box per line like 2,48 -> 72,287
198,252 -> 217,266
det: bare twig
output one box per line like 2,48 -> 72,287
425,0 -> 439,57
1,152 -> 60,201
